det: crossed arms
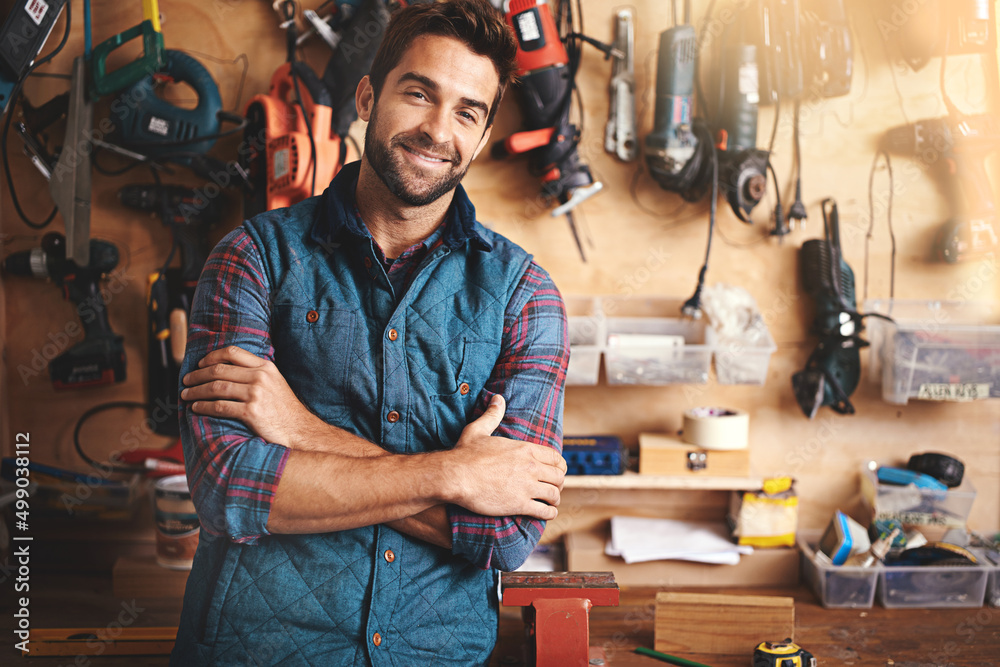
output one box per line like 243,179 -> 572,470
177,228 -> 569,569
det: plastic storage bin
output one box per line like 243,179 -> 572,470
860,465 -> 976,532
877,562 -> 988,608
799,532 -> 878,608
713,323 -> 777,385
988,563 -> 1000,607
865,299 -> 1000,404
565,296 -> 604,386
603,317 -> 715,384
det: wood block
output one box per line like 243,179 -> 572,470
654,592 -> 794,655
639,434 -> 750,477
113,555 -> 191,598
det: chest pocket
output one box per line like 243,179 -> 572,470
432,339 -> 500,450
271,304 -> 356,418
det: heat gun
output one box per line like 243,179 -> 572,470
2,233 -> 126,390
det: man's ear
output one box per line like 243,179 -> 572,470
471,124 -> 494,162
356,75 -> 374,122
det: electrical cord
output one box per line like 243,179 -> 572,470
682,131 -> 718,318
74,401 -> 151,473
1,0 -> 72,229
864,149 -> 896,302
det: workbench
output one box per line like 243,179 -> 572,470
4,572 -> 999,666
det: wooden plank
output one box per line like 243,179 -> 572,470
654,592 -> 795,656
27,627 -> 177,657
563,470 -> 763,490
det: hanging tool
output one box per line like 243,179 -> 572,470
119,184 -> 220,436
605,8 -> 637,162
0,0 -> 68,117
88,0 -> 165,99
494,0 -> 611,261
753,639 -> 816,667
881,114 -> 1000,262
501,571 -> 620,667
51,56 -> 94,267
644,8 -> 712,202
714,24 -> 768,223
885,0 -> 995,72
108,50 -> 226,161
791,199 -> 868,418
242,1 -> 344,217
2,233 -> 126,390
800,0 -> 852,99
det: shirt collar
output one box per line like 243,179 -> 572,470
310,160 -> 493,252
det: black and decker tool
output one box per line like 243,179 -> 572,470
493,0 -> 607,260
2,233 -> 126,390
792,199 -> 868,418
882,114 -> 1000,262
119,184 -> 220,436
242,1 -> 344,217
0,0 -> 68,117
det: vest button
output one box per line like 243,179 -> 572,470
384,549 -> 395,563
387,328 -> 398,341
306,310 -> 319,323
364,257 -> 373,269
459,382 -> 470,395
387,410 -> 400,423
372,632 -> 382,647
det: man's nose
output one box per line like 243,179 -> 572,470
419,105 -> 452,147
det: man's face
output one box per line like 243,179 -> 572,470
358,34 -> 498,206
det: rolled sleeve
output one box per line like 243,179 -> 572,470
449,262 -> 569,570
178,227 -> 288,544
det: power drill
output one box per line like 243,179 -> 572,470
882,114 -> 1000,263
119,183 -> 220,437
792,199 -> 867,418
644,21 -> 712,203
2,233 -> 126,389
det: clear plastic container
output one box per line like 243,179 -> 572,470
713,324 -> 777,385
799,532 -> 878,608
603,317 -> 715,384
864,299 -> 1000,405
877,562 -> 988,608
860,465 -> 976,531
565,296 -> 605,386
987,563 -> 1000,607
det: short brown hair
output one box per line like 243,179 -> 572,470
369,0 -> 517,128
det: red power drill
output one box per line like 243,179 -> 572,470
493,0 -> 605,260
882,114 -> 1000,263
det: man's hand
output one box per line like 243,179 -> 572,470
448,395 -> 566,521
181,345 -> 323,447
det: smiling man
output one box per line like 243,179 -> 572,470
170,2 -> 569,665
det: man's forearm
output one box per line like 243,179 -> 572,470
385,506 -> 452,549
285,415 -> 388,457
267,449 -> 453,534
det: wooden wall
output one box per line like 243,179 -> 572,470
2,0 -> 999,539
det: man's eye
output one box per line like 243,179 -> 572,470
407,92 -> 426,100
459,111 -> 476,122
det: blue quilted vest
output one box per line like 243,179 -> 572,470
174,162 -> 533,666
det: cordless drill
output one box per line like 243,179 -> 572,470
2,233 -> 126,389
119,183 -> 220,437
882,114 -> 1000,262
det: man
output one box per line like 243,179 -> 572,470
171,1 -> 569,665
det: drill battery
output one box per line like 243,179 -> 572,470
562,436 -> 628,475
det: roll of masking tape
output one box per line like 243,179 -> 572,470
681,407 -> 749,450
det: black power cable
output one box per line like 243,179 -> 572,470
1,0 -> 73,229
74,401 -> 151,474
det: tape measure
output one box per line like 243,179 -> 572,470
753,639 -> 816,667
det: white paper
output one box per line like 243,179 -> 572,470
606,515 -> 752,565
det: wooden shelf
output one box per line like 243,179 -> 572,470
563,470 -> 763,491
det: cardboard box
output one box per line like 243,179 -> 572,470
564,522 -> 799,587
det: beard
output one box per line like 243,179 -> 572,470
363,102 -> 472,206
